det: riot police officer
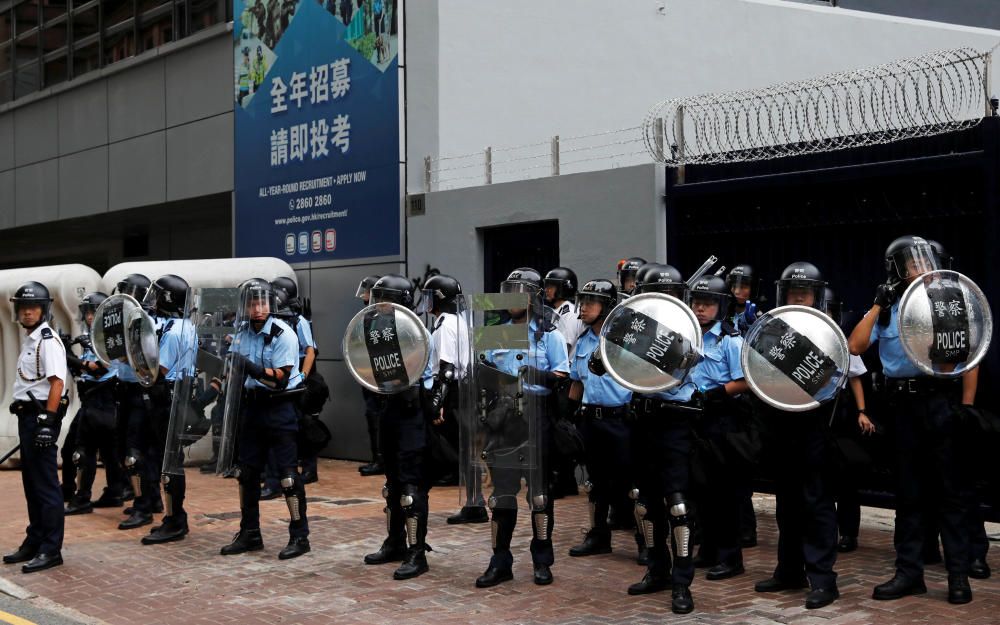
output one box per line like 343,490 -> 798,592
362,275 -> 433,579
617,257 -> 647,296
543,267 -> 586,355
849,236 -> 977,604
220,280 -> 310,559
64,292 -> 123,515
141,275 -> 197,545
726,265 -> 761,336
474,268 -> 569,588
567,279 -> 635,559
623,265 -> 699,614
3,282 -> 68,573
754,263 -> 840,609
356,275 -> 385,476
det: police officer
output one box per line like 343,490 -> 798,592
141,275 -> 197,545
753,263 -> 840,609
3,282 -> 68,573
849,236 -> 977,604
221,280 -> 311,560
116,273 -> 166,529
64,292 -> 123,515
543,267 -> 586,355
617,257 -> 647,296
474,268 -> 568,588
726,265 -> 761,336
567,279 -> 635,559
356,275 -> 385,476
623,265 -> 698,614
362,275 -> 433,579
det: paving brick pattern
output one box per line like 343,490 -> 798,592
0,460 -> 997,625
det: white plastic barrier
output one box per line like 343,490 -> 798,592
0,264 -> 104,465
102,258 -> 298,464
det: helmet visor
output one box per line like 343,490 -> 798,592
776,281 -> 826,309
500,280 -> 538,295
415,288 -> 435,315
686,290 -> 728,322
117,280 -> 147,300
891,244 -> 939,280
638,283 -> 687,299
370,286 -> 404,306
354,280 -> 370,300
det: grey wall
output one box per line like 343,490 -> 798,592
409,164 -> 667,293
0,25 -> 233,228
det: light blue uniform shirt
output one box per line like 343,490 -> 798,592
657,321 -> 744,402
113,360 -> 139,383
80,346 -> 117,382
869,302 -> 922,378
158,317 -> 197,382
571,328 -> 632,407
234,316 -> 303,390
488,319 -> 569,396
295,316 -> 318,359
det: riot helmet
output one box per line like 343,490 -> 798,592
927,239 -> 953,270
78,292 -> 108,327
885,235 -> 939,282
355,275 -> 382,303
115,273 -> 151,301
10,281 -> 53,325
543,267 -> 578,304
617,257 -> 647,293
726,264 -> 758,303
577,279 -> 618,325
273,284 -> 295,317
370,274 -> 415,309
418,274 -> 462,315
241,279 -> 276,324
143,274 -> 189,318
635,263 -> 686,299
822,287 -> 843,324
776,262 -> 827,309
686,275 -> 730,324
500,267 -> 542,294
271,276 -> 298,299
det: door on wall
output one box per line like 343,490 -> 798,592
482,220 -> 560,291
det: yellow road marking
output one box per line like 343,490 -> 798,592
0,610 -> 37,625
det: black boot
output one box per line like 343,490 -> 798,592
671,584 -> 694,614
970,558 -> 992,580
628,570 -> 670,595
142,515 -> 189,545
706,559 -> 745,581
65,496 -> 93,516
118,510 -> 153,530
872,574 -> 927,600
533,563 -> 553,586
446,506 -> 489,525
393,546 -> 429,580
837,536 -> 858,553
476,552 -> 514,588
365,538 -> 407,564
278,537 -> 311,560
569,529 -> 612,557
92,489 -> 124,508
3,543 -> 38,564
220,529 -> 264,555
947,574 -> 972,605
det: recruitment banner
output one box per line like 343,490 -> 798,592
233,0 -> 401,261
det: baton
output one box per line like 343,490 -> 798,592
685,255 -> 719,288
0,444 -> 21,464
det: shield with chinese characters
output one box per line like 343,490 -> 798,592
599,292 -> 703,394
342,303 -> 431,394
897,270 -> 993,378
741,305 -> 850,412
92,293 -> 141,366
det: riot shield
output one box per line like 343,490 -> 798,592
741,305 -> 850,412
125,306 -> 160,387
599,293 -> 703,393
897,270 -> 993,378
92,294 -> 141,365
342,303 -> 431,394
459,293 -> 546,513
162,288 -> 241,476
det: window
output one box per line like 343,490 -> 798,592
0,71 -> 11,104
73,5 -> 99,41
0,43 -> 10,72
189,0 -> 221,34
72,39 -> 99,76
0,10 -> 12,42
139,2 -> 174,52
41,0 -> 68,24
43,51 -> 67,86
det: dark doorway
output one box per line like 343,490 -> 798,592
482,220 -> 559,290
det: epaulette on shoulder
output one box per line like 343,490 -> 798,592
40,327 -> 54,339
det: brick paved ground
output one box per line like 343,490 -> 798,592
0,459 -> 997,625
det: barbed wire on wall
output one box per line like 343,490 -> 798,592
643,47 -> 993,166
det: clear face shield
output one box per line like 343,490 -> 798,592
727,275 -> 753,302
890,242 -> 939,282
686,291 -> 728,324
140,284 -> 161,314
415,288 -> 436,315
354,280 -> 371,301
776,280 -> 826,309
78,303 -> 98,331
11,301 -> 49,325
640,283 -> 687,299
577,293 -> 611,324
117,280 -> 147,301
243,287 -> 275,324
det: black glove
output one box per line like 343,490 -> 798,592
521,365 -> 556,388
587,350 -> 607,376
700,385 -> 728,404
874,280 -> 899,309
231,352 -> 264,380
35,411 -> 61,448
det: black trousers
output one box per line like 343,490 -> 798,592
889,387 -> 970,579
64,383 -> 123,501
379,392 -> 430,543
580,413 -> 632,531
14,405 -> 64,554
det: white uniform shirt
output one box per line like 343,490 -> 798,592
847,354 -> 867,379
554,300 -> 587,357
422,311 -> 471,387
13,322 -> 68,402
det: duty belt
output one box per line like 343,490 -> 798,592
631,396 -> 701,417
243,387 -> 306,403
579,404 -> 629,421
886,377 -> 961,395
9,400 -> 40,416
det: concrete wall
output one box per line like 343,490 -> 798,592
409,164 -> 665,294
0,24 -> 234,226
407,0 -> 1000,192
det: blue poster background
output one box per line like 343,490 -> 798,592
234,0 -> 400,261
